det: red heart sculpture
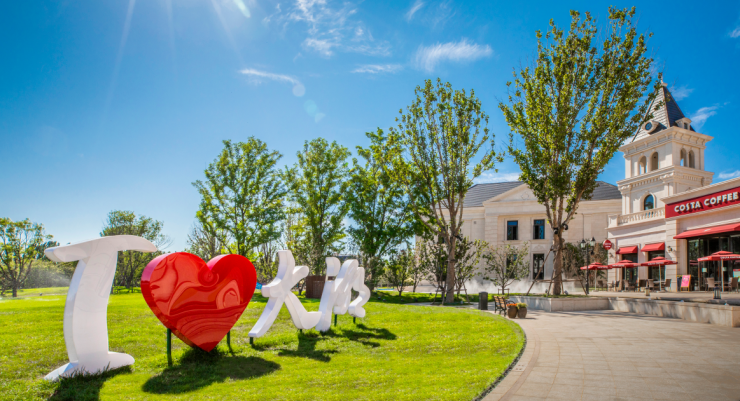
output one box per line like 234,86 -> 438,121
141,252 -> 257,352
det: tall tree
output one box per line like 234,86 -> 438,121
452,236 -> 487,300
385,248 -> 412,296
285,138 -> 351,276
386,78 -> 501,303
0,218 -> 52,297
347,129 -> 417,293
101,210 -> 170,289
499,8 -> 659,294
193,138 -> 286,258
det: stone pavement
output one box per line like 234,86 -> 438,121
484,310 -> 740,401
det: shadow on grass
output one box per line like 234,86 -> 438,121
49,366 -> 132,401
272,323 -> 397,362
142,348 -> 280,394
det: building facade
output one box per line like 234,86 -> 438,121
606,82 -> 740,291
459,181 -> 621,293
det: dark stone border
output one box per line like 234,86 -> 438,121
473,318 -> 527,401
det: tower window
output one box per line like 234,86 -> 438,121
680,149 -> 686,167
651,152 -> 659,171
688,151 -> 695,168
639,156 -> 647,175
644,194 -> 655,211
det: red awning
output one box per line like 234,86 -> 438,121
674,223 -> 740,239
616,246 -> 638,254
640,243 -> 665,252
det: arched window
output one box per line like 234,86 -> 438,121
680,149 -> 686,167
644,194 -> 655,211
650,152 -> 659,171
688,151 -> 695,168
639,156 -> 647,175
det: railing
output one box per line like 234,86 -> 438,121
609,207 -> 665,227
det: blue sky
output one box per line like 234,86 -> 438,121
2,0 -> 740,251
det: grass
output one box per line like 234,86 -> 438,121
0,289 -> 524,401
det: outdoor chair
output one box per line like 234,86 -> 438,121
625,281 -> 636,291
597,280 -> 605,291
724,277 -> 738,292
646,279 -> 655,291
608,281 -> 617,291
663,278 -> 672,291
638,279 -> 647,291
706,278 -> 716,291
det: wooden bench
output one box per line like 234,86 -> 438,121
492,296 -> 509,315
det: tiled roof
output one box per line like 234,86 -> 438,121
463,181 -> 620,208
632,83 -> 693,142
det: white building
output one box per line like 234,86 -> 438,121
459,180 -> 621,293
607,82 -> 740,291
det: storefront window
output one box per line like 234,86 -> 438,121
688,239 -> 703,291
620,253 -> 637,283
647,250 -> 665,281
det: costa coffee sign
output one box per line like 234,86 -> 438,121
666,186 -> 740,218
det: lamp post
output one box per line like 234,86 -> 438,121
580,237 -> 596,295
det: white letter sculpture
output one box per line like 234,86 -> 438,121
249,250 -> 322,338
44,235 -> 157,381
249,251 -> 370,336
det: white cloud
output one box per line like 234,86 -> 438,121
352,64 -> 403,74
405,0 -> 424,21
239,68 -> 305,97
413,39 -> 492,72
719,170 -> 740,180
730,26 -> 740,38
268,0 -> 390,57
473,171 -> 521,184
690,106 -> 718,130
669,85 -> 693,101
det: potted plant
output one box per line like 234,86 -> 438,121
516,302 -> 528,318
506,303 -> 518,318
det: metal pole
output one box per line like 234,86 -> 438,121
227,330 -> 231,351
585,247 -> 590,295
334,313 -> 337,327
166,328 -> 172,367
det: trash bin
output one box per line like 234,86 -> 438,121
479,292 -> 488,310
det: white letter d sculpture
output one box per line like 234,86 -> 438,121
44,236 -> 157,381
249,251 -> 370,337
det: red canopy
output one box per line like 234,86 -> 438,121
609,261 -> 639,268
674,223 -> 740,239
616,246 -> 639,254
640,243 -> 665,252
580,262 -> 610,270
640,257 -> 678,266
697,251 -> 740,262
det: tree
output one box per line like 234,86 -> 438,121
453,236 -> 487,300
482,243 -> 531,295
385,249 -> 412,296
254,237 -> 281,283
285,138 -> 351,276
185,221 -> 226,261
561,242 -> 608,291
193,138 -> 286,258
101,211 -> 170,289
347,130 -> 417,293
499,8 -> 659,294
0,218 -> 52,297
410,242 -> 429,293
385,78 -> 501,303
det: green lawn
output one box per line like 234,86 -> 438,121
0,290 -> 523,401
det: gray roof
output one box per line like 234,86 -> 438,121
463,181 -> 620,208
632,82 -> 693,142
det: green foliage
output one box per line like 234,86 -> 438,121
100,211 -> 170,289
185,221 -> 226,262
498,7 -> 660,294
385,78 -> 501,303
1,292 -> 523,400
482,242 -> 531,294
384,248 -> 413,296
0,217 -> 53,297
515,302 -> 528,309
452,236 -> 487,298
285,138 -> 351,276
193,138 -> 286,258
347,130 -> 417,291
20,260 -> 70,289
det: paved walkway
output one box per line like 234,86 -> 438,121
484,310 -> 740,401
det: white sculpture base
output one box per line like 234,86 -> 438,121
44,352 -> 134,381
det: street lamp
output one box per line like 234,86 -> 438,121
580,237 -> 596,295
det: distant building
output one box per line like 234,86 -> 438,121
606,81 -> 740,291
458,180 -> 621,293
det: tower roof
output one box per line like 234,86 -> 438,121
631,82 -> 693,142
